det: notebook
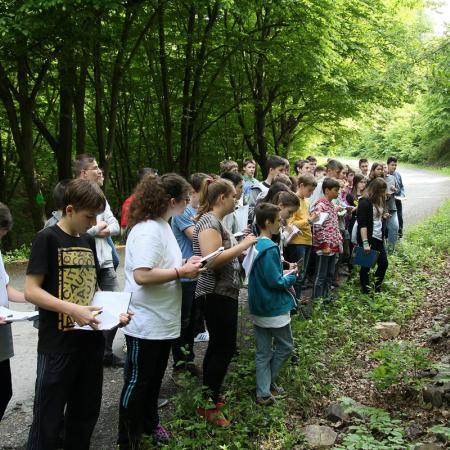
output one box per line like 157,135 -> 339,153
351,246 -> 380,268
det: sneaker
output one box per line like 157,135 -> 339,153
152,424 -> 171,443
256,395 -> 275,406
194,331 -> 210,343
196,407 -> 230,427
270,383 -> 286,398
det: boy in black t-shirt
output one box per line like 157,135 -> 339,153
25,179 -> 131,450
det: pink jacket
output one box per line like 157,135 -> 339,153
312,198 -> 342,253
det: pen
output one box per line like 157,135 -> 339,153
92,310 -> 103,317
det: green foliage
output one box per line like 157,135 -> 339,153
428,425 -> 450,441
0,0 -> 436,241
335,403 -> 407,450
2,244 -> 31,263
334,35 -> 450,164
138,201 -> 450,448
155,326 -> 300,450
369,340 -> 431,390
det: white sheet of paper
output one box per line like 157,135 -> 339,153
314,212 -> 329,226
235,204 -> 249,232
0,306 -> 39,322
74,291 -> 132,331
242,244 -> 258,279
285,225 -> 302,244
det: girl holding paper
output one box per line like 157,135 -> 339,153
118,173 -> 203,447
193,178 -> 256,427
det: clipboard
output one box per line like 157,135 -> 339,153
351,246 -> 379,268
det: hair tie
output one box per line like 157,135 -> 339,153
206,178 -> 213,186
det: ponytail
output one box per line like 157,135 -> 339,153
196,178 -> 234,220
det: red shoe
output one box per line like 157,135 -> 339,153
196,407 -> 230,427
215,395 -> 226,411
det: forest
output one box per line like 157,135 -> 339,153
0,0 -> 448,247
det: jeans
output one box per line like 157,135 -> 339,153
171,281 -> 198,369
385,211 -> 399,248
285,244 -> 312,298
0,358 -> 12,421
254,324 -> 293,398
27,349 -> 104,450
98,267 -> 120,359
118,336 -> 173,450
360,238 -> 389,294
312,254 -> 337,299
395,199 -> 403,236
203,293 -> 238,403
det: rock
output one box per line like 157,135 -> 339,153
374,322 -> 400,339
413,444 -> 443,450
423,386 -> 443,408
417,368 -> 439,378
430,332 -> 444,344
405,425 -> 424,441
325,403 -> 350,423
302,425 -> 338,448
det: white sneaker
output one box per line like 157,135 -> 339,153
194,331 -> 209,343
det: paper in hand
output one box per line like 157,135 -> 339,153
74,291 -> 132,331
0,306 -> 38,322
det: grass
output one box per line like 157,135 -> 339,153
152,200 -> 450,449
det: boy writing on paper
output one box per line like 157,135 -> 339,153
25,179 -> 132,450
248,203 -> 297,406
0,203 -> 26,422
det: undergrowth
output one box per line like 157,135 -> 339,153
149,201 -> 450,449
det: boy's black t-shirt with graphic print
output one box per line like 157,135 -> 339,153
27,224 -> 104,353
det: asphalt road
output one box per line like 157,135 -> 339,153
1,162 -> 449,448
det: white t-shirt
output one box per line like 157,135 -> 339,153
123,219 -> 182,340
372,206 -> 383,241
252,313 -> 291,328
0,250 -> 13,361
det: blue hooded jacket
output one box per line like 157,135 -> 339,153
248,237 -> 296,317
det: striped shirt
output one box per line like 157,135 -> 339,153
193,212 -> 240,300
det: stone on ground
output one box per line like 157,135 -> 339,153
302,425 -> 337,448
374,321 -> 401,339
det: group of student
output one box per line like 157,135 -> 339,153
0,152 -> 406,449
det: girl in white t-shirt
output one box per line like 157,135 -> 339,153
118,174 -> 203,447
0,203 -> 26,422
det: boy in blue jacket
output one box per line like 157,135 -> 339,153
248,203 -> 297,405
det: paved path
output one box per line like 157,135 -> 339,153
1,162 -> 449,448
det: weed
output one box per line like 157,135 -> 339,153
369,341 -> 432,390
2,244 -> 31,263
335,404 -> 407,449
141,201 -> 450,448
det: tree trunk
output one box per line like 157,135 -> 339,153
57,47 -> 75,179
74,57 -> 88,155
158,0 -> 173,171
180,3 -> 196,175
